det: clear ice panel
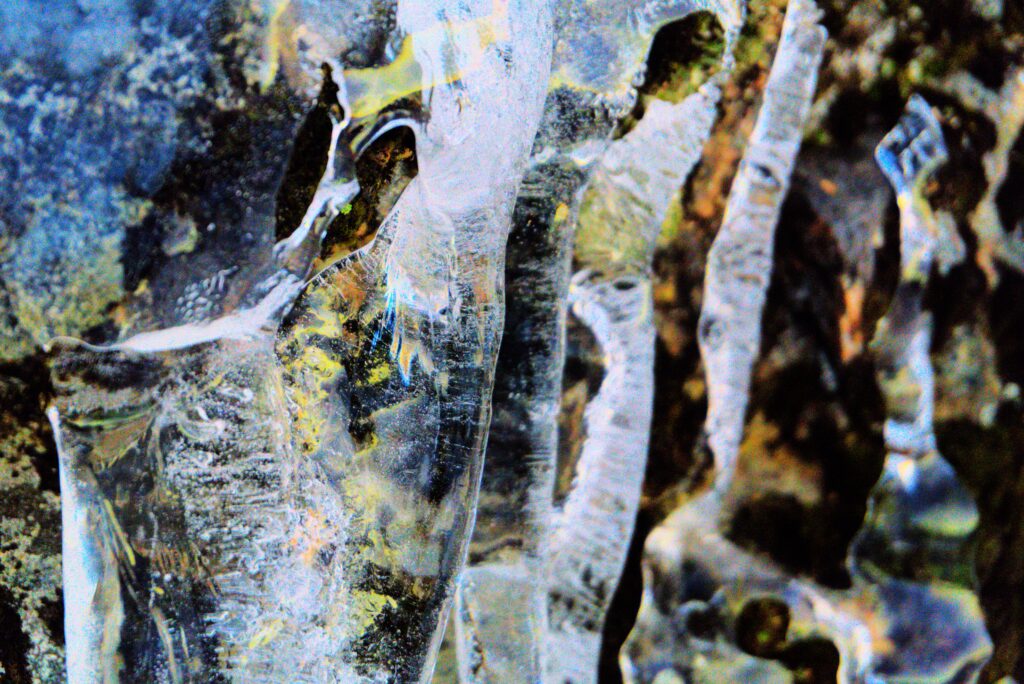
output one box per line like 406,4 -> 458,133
47,0 -> 553,680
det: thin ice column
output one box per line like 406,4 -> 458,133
697,0 -> 828,488
544,89 -> 725,683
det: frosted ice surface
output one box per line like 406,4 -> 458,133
278,0 -> 553,680
544,92 -> 725,684
50,58 -> 362,684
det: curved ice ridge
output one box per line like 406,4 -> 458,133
545,90 -> 723,684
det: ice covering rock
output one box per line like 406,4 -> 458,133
279,0 -> 553,679
45,0 -> 552,680
2,0 -> 1008,681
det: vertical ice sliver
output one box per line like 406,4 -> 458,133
697,0 -> 828,490
847,95 -> 992,680
278,0 -> 555,680
51,337 -> 365,683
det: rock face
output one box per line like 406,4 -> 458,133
1,0 -> 1023,683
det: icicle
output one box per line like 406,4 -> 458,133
50,73 -> 360,684
698,0 -> 827,490
451,1 -> 744,681
277,0 -> 554,680
51,335 -> 351,684
846,94 -> 992,681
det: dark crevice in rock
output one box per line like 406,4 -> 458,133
644,241 -> 709,501
597,508 -> 652,684
343,0 -> 399,70
735,596 -> 840,683
736,596 -> 790,658
120,63 -> 308,324
37,593 -> 64,648
274,65 -> 343,242
995,130 -> 1024,240
779,638 -> 841,684
0,355 -> 58,495
615,11 -> 727,139
939,412 -> 1024,683
926,92 -> 997,220
820,87 -> 904,151
726,191 -> 886,590
316,123 -> 418,269
645,331 -> 709,498
0,586 -> 31,683
989,263 -> 1024,387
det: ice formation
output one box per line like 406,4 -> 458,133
0,0 -> 1003,681
697,0 -> 827,489
456,2 -> 745,679
543,89 -> 729,683
47,0 -> 552,680
622,85 -> 992,684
